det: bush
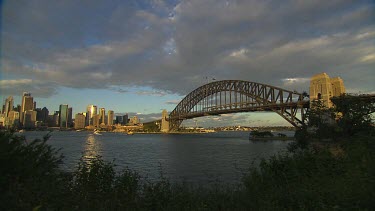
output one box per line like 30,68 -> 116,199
1,130 -> 374,210
0,131 -> 65,210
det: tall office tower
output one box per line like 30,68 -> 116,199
41,107 -> 49,123
115,116 -> 123,124
123,114 -> 129,125
20,92 -> 33,125
8,111 -> 20,128
107,110 -> 114,126
68,107 -> 73,127
59,104 -> 68,129
36,108 -> 43,121
74,113 -> 86,129
92,114 -> 100,127
99,108 -> 105,124
86,105 -> 97,126
33,102 -> 36,110
4,96 -> 14,117
15,105 -> 21,112
23,110 -> 37,129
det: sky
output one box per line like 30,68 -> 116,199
1,0 -> 374,127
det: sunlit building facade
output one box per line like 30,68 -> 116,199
74,113 -> 86,129
107,110 -> 114,126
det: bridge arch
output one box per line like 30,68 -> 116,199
168,80 -> 309,131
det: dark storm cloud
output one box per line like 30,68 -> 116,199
1,0 -> 374,97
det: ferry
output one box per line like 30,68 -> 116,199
93,130 -> 102,135
127,131 -> 134,135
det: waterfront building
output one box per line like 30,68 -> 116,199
20,92 -> 33,125
52,111 -> 59,127
107,110 -> 114,126
68,107 -> 73,127
129,116 -> 140,125
74,113 -> 86,129
7,111 -> 20,128
59,104 -> 69,129
41,107 -> 49,123
86,105 -> 97,126
99,108 -> 105,124
23,110 -> 37,129
4,96 -> 14,117
310,73 -> 346,108
115,116 -> 123,125
123,114 -> 129,125
92,114 -> 100,128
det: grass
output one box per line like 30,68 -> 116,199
1,130 -> 374,210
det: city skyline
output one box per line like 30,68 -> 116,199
1,0 -> 374,126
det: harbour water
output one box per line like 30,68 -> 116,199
22,131 -> 294,184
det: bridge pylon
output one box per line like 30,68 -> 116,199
161,109 -> 170,133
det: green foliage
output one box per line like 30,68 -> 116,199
0,131 -> 65,210
332,94 -> 375,136
1,130 -> 375,210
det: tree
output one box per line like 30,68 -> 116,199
331,94 -> 375,136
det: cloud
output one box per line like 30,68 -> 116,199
1,0 -> 374,100
136,90 -> 168,96
0,79 -> 58,98
165,99 -> 181,105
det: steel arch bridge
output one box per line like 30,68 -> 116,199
168,80 -> 310,131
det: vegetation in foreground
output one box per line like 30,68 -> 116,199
1,94 -> 374,210
1,130 -> 374,210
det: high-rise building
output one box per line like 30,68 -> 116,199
59,104 -> 68,128
20,92 -> 34,125
99,108 -> 105,124
7,111 -> 20,128
41,107 -> 49,123
23,110 -> 37,129
4,96 -> 14,117
123,114 -> 129,125
115,116 -> 123,125
92,114 -> 100,127
74,113 -> 86,129
107,110 -> 114,126
68,107 -> 73,127
86,105 -> 97,126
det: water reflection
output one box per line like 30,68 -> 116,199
83,134 -> 103,166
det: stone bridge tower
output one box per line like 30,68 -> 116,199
161,109 -> 169,133
309,73 -> 345,108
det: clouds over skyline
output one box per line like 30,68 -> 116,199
2,0 -> 374,99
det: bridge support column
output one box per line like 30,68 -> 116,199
161,109 -> 169,133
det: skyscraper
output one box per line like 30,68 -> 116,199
68,107 -> 73,127
86,105 -> 97,126
23,110 -> 37,129
20,92 -> 33,125
4,96 -> 14,117
74,113 -> 86,129
123,114 -> 129,125
59,104 -> 68,128
107,110 -> 114,126
99,108 -> 105,125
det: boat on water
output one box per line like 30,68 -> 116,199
93,130 -> 102,135
127,131 -> 134,135
18,129 -> 25,133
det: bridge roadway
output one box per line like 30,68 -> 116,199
167,101 -> 309,121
